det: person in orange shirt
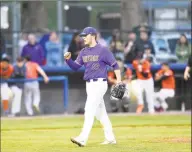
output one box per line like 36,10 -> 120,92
154,63 -> 175,111
132,58 -> 154,114
0,57 -> 13,115
108,58 -> 132,112
24,56 -> 49,116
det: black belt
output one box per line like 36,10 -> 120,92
86,78 -> 107,82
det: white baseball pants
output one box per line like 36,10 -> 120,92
154,89 -> 175,110
137,78 -> 155,113
24,81 -> 40,115
78,78 -> 115,143
0,83 -> 10,100
10,86 -> 22,115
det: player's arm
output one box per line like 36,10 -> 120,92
155,70 -> 162,81
64,52 -> 83,71
184,56 -> 192,80
124,68 -> 132,82
103,48 -> 121,83
108,72 -> 117,84
155,70 -> 172,81
141,60 -> 150,78
36,66 -> 49,83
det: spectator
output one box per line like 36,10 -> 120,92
68,32 -> 84,60
18,33 -> 28,56
133,22 -> 152,38
21,34 -> 45,65
24,56 -> 49,116
175,34 -> 191,63
143,46 -> 157,64
109,30 -> 124,61
96,32 -> 107,47
9,57 -> 26,116
124,31 -> 136,63
45,32 -> 62,66
134,31 -> 155,59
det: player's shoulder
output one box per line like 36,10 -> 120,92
9,64 -> 14,69
100,44 -> 109,52
167,69 -> 174,75
132,59 -> 138,64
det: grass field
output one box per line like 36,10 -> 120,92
1,113 -> 191,152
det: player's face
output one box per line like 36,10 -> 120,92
1,61 -> 9,69
162,65 -> 168,71
82,34 -> 92,46
17,61 -> 24,67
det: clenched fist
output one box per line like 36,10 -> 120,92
64,52 -> 71,60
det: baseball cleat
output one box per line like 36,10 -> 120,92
100,140 -> 117,145
33,105 -> 41,115
70,137 -> 85,147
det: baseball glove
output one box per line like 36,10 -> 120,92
110,83 -> 127,100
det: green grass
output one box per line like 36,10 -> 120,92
1,114 -> 191,152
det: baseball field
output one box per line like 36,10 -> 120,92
1,112 -> 191,152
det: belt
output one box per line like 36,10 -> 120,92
86,78 -> 107,82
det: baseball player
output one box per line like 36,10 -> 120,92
108,57 -> 132,112
64,27 -> 121,147
0,57 -> 13,115
132,58 -> 154,114
9,57 -> 26,116
154,63 -> 175,111
24,56 -> 49,116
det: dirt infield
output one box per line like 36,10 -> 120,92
153,137 -> 191,143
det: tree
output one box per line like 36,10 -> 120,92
120,0 -> 145,39
21,1 -> 48,32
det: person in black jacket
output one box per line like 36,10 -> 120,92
68,32 -> 84,60
124,31 -> 137,63
134,31 -> 155,59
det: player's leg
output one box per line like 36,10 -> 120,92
10,86 -> 22,115
24,83 -> 33,116
95,99 -> 116,144
154,91 -> 162,109
136,80 -> 144,113
159,89 -> 175,111
74,81 -> 107,145
32,81 -> 41,113
1,83 -> 10,115
145,78 -> 155,113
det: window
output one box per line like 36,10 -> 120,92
154,9 -> 177,19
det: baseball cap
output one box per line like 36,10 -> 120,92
79,27 -> 97,37
1,57 -> 10,62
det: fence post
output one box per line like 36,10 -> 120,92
63,77 -> 68,113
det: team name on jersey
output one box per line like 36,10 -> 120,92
82,55 -> 99,63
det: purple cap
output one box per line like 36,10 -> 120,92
79,27 -> 97,37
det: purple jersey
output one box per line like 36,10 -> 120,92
75,44 -> 118,80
